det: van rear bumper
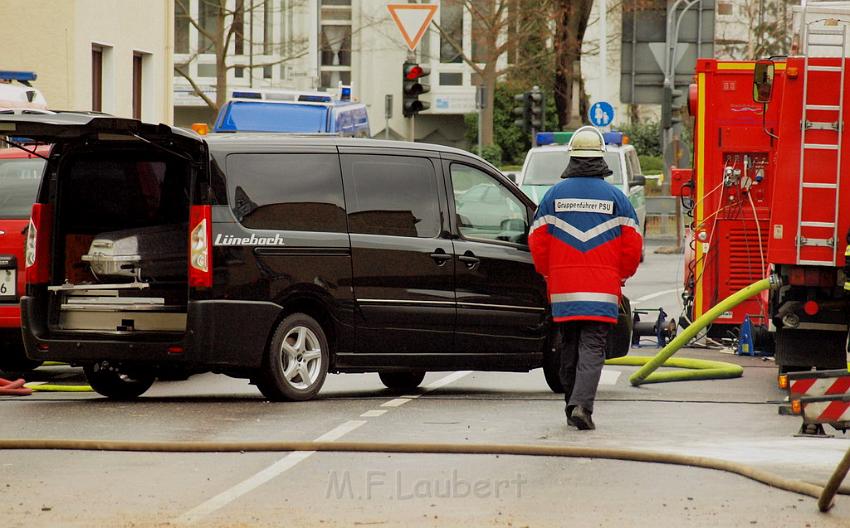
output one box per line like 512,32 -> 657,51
20,297 -> 281,369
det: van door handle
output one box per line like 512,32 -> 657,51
458,252 -> 480,269
430,249 -> 452,265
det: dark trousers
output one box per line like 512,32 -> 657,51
559,320 -> 613,414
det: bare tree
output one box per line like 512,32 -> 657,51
552,0 -> 594,129
174,0 -> 310,112
432,0 -> 553,146
715,0 -> 792,59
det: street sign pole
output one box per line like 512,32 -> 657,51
475,85 -> 486,156
385,94 -> 393,140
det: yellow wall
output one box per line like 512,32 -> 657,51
0,0 -> 173,123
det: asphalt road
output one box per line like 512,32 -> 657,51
1,243 -> 849,527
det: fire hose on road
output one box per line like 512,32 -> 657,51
0,437 -> 847,512
629,276 -> 780,386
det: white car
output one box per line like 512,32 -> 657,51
514,131 -> 647,259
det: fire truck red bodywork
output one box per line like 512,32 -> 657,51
682,59 -> 787,336
682,57 -> 850,368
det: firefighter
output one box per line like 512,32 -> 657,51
529,126 -> 642,430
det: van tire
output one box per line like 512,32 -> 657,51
378,371 -> 426,392
257,314 -> 329,402
543,329 -> 565,393
83,364 -> 155,400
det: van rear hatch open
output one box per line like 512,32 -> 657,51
0,114 -> 207,339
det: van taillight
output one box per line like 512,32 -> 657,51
26,203 -> 53,285
189,205 -> 213,288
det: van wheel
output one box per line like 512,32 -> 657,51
257,314 -> 329,401
83,364 -> 155,400
378,371 -> 425,392
543,331 -> 565,393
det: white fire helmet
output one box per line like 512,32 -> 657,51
568,126 -> 606,158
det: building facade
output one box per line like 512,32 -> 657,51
0,0 -> 174,123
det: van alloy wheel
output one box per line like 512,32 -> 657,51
280,326 -> 323,390
257,313 -> 329,401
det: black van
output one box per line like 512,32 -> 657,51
2,114 -> 628,400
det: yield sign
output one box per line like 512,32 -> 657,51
387,3 -> 438,51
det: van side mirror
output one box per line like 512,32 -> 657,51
753,60 -> 775,104
629,175 -> 646,187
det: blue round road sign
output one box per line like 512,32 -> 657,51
588,101 -> 615,127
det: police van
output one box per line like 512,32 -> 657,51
515,131 -> 647,260
213,88 -> 370,137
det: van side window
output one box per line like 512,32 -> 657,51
342,155 -> 440,238
226,153 -> 346,232
450,164 -> 528,244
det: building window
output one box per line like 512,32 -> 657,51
132,53 -> 143,119
471,2 -> 493,63
235,66 -> 244,78
263,65 -> 272,79
439,72 -> 463,86
198,63 -> 216,78
198,0 -> 217,53
717,2 -> 733,16
319,0 -> 352,90
440,0 -> 463,64
320,25 -> 351,67
92,46 -> 103,112
175,0 -> 190,54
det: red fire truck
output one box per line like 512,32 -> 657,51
673,60 -> 785,348
676,51 -> 850,371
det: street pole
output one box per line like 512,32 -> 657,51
385,94 -> 393,140
664,0 -> 700,251
476,85 -> 485,156
599,0 -> 607,102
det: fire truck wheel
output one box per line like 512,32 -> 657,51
83,364 -> 155,400
775,328 -> 847,371
257,313 -> 329,402
378,371 -> 426,392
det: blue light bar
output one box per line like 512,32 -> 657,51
536,132 -> 554,145
603,131 -> 624,145
298,94 -> 333,103
231,91 -> 262,99
0,71 -> 37,83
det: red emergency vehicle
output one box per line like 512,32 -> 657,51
0,146 -> 48,372
674,60 -> 786,346
677,54 -> 850,371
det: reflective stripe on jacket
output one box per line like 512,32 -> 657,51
529,176 -> 642,324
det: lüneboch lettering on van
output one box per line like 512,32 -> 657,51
214,233 -> 286,246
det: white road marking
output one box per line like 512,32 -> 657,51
632,288 -> 682,305
422,370 -> 472,392
381,398 -> 411,408
360,409 -> 387,418
174,420 -> 366,525
175,372 -> 474,525
599,369 -> 621,386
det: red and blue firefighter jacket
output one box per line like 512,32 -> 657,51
529,177 -> 642,324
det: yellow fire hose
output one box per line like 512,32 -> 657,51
0,438 -> 845,511
630,276 -> 779,386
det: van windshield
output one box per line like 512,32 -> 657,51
217,101 -> 330,133
524,150 -> 622,186
0,157 -> 45,218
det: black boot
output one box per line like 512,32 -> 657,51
569,406 -> 595,431
566,405 -> 576,427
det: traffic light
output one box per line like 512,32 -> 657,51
529,87 -> 545,130
513,92 -> 531,132
662,84 -> 683,129
402,62 -> 431,117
